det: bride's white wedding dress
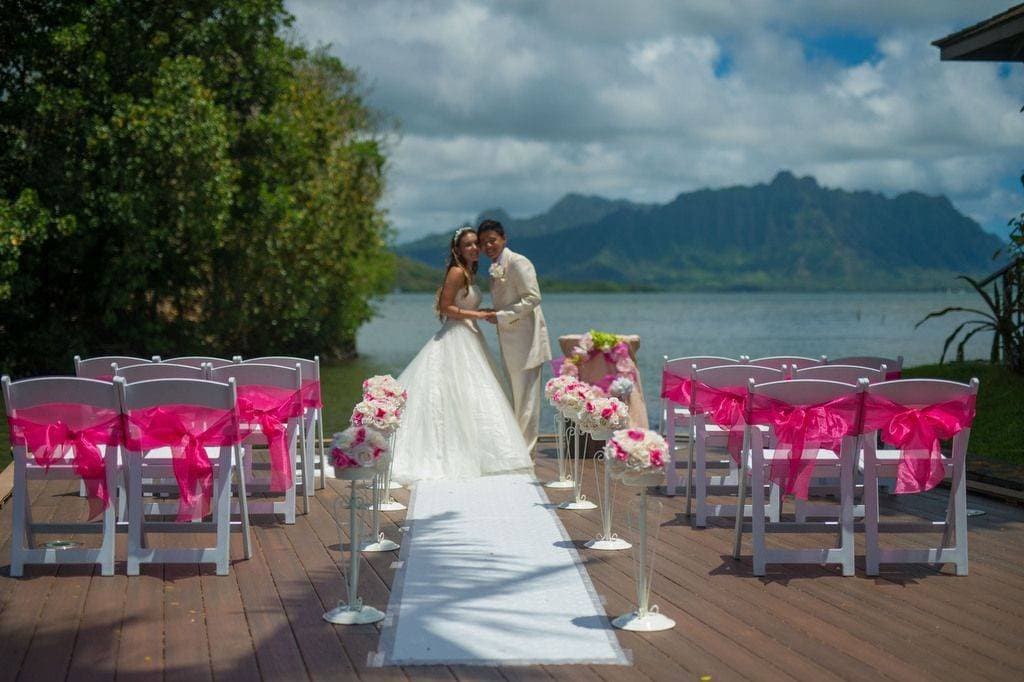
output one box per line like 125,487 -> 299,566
390,284 -> 532,483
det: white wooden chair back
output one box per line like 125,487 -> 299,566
794,364 -> 885,385
209,362 -> 301,391
747,355 -> 826,371
831,355 -> 903,374
160,356 -> 235,368
74,355 -> 151,378
238,355 -> 320,381
113,362 -> 207,383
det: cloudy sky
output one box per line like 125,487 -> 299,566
287,1 -> 1024,242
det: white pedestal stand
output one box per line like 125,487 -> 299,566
559,419 -> 597,511
360,468 -> 400,552
545,414 -> 575,489
612,468 -> 675,632
585,436 -> 631,551
324,468 -> 386,625
368,433 -> 406,512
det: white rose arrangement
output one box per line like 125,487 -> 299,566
330,426 -> 389,469
362,375 -> 408,408
605,428 -> 668,471
350,397 -> 402,432
576,396 -> 629,435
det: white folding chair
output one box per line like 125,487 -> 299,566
734,378 -> 866,577
209,363 -> 305,522
794,363 -> 887,385
74,355 -> 152,379
831,355 -> 904,380
159,356 -> 235,369
117,377 -> 250,576
861,378 -> 977,576
661,355 -> 745,496
237,355 -> 326,491
686,364 -> 784,527
3,376 -> 122,576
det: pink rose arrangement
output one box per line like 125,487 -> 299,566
350,397 -> 402,432
605,428 -> 668,471
545,375 -> 578,404
330,426 -> 389,469
552,380 -> 601,418
557,330 -> 637,397
362,375 -> 407,408
576,396 -> 629,434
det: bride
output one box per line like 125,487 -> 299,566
390,226 -> 533,483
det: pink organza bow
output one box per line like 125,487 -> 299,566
862,394 -> 975,494
691,381 -> 748,462
300,379 -> 323,409
748,393 -> 862,499
7,403 -> 122,519
660,370 -> 691,406
236,385 -> 303,493
126,405 -> 240,521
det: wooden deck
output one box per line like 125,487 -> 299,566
1,445 -> 1023,681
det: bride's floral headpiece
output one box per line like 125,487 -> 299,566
452,225 -> 474,242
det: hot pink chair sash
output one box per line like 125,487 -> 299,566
885,369 -> 902,381
300,379 -> 323,409
125,405 -> 240,521
748,393 -> 862,499
660,370 -> 691,407
7,403 -> 122,519
691,381 -> 747,461
861,394 -> 975,494
236,385 -> 303,493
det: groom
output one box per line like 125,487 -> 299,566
479,219 -> 552,455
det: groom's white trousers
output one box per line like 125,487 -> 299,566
508,364 -> 542,456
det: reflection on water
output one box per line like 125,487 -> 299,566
355,291 -> 990,428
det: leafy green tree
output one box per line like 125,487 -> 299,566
0,1 -> 393,374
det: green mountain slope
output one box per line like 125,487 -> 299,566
396,172 -> 1005,291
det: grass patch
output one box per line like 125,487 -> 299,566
902,361 -> 1024,465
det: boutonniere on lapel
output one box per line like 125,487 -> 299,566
489,262 -> 506,281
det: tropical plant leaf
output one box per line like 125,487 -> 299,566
915,306 -> 994,328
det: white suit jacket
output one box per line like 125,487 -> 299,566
490,248 -> 553,372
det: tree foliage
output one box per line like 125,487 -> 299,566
0,0 -> 393,374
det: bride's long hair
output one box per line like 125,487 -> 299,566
434,226 -> 478,321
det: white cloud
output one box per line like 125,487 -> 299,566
288,0 -> 1023,241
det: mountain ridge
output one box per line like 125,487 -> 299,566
395,172 -> 1004,291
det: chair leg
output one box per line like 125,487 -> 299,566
235,448 -> 252,561
751,452 -> 767,576
317,408 -> 327,490
952,461 -> 969,576
684,433 -> 695,517
863,459 -> 880,576
664,417 -> 678,496
694,434 -> 708,527
768,483 -> 781,523
99,454 -> 118,576
215,457 -> 232,576
127,456 -> 144,576
839,456 -> 855,576
10,457 -> 28,577
732,452 -> 747,560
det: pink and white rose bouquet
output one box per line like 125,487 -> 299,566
362,375 -> 407,408
605,428 -> 668,471
545,375 -> 578,404
330,426 -> 389,469
350,397 -> 402,432
553,381 -> 600,418
576,396 -> 629,434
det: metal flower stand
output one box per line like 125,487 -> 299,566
612,468 -> 675,632
368,433 -> 406,512
324,467 -> 386,625
360,465 -> 400,552
545,414 -> 575,489
558,419 -> 598,510
585,437 -> 631,551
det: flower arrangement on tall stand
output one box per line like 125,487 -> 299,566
351,396 -> 406,513
324,427 -> 389,625
555,330 -> 637,400
605,428 -> 676,632
544,375 -> 579,489
577,397 -> 632,551
554,381 -> 602,511
361,375 -> 408,491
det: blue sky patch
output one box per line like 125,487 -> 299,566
797,29 -> 880,66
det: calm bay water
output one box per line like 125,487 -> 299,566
355,291 -> 991,428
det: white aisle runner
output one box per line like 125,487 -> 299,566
375,473 -> 629,666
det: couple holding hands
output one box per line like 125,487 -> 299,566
390,219 -> 553,484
